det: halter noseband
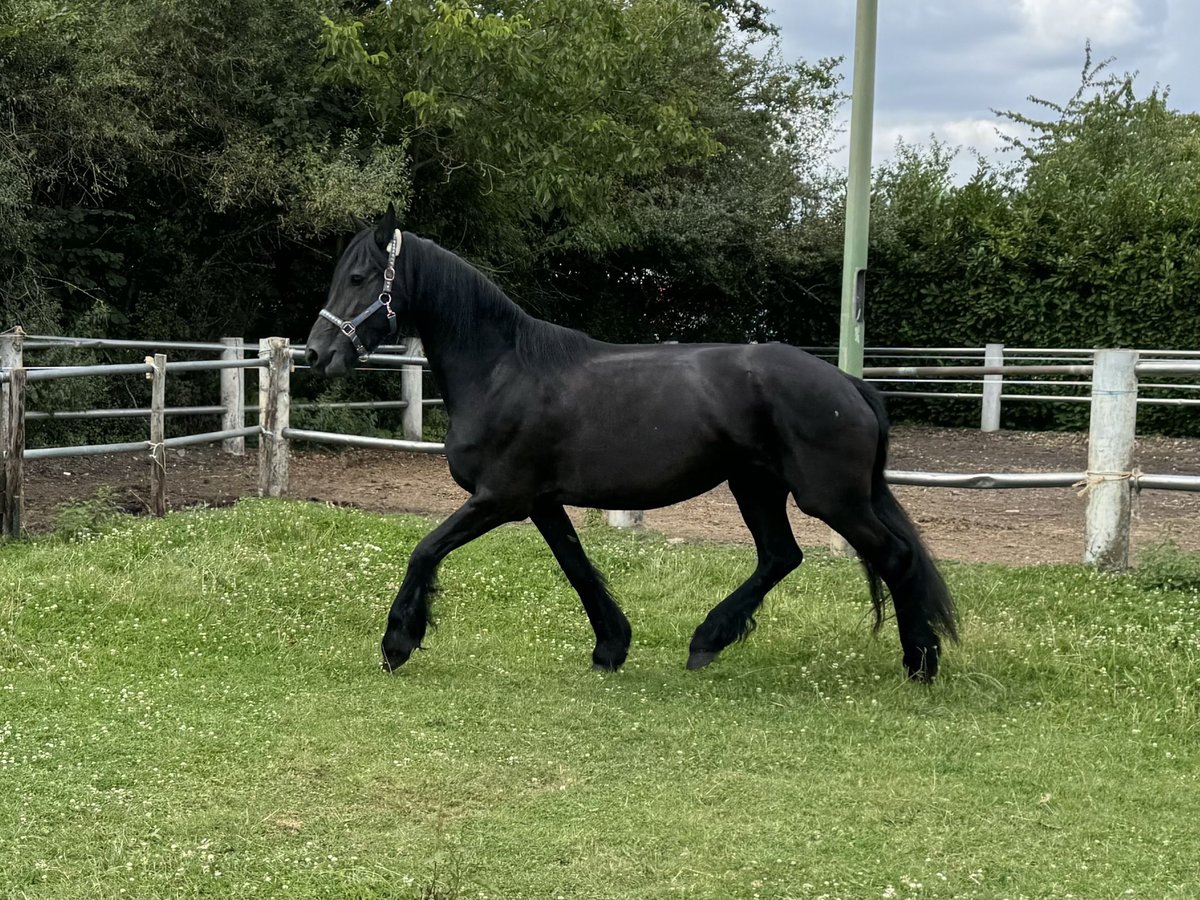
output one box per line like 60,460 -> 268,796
319,228 -> 403,362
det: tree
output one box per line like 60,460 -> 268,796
3,0 -> 845,348
995,48 -> 1200,351
319,0 -> 842,339
835,48 -> 1200,433
320,0 -> 728,263
0,0 -> 404,339
862,48 -> 1200,355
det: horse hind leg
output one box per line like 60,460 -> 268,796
815,491 -> 956,682
687,471 -> 802,670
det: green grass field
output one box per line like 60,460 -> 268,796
2,500 -> 1198,899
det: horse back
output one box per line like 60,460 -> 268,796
481,342 -> 881,508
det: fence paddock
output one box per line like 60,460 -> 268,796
258,337 -> 291,498
1084,350 -> 1139,570
4,332 -> 1199,560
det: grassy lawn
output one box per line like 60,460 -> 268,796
1,500 -> 1198,899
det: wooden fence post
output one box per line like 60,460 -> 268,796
1,329 -> 24,538
1084,349 -> 1138,569
402,336 -> 424,441
148,353 -> 167,517
2,368 -> 25,539
0,328 -> 21,451
220,337 -> 245,456
258,337 -> 291,498
981,342 -> 1004,432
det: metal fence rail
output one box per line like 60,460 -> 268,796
884,471 -> 1086,489
25,426 -> 264,460
25,397 -> 444,421
802,344 -> 1200,358
862,354 -> 1200,416
23,335 -> 231,352
288,347 -> 428,367
283,428 -> 445,454
21,358 -> 269,383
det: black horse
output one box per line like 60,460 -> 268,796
305,206 -> 958,681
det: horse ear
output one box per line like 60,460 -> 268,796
374,201 -> 399,248
350,213 -> 371,232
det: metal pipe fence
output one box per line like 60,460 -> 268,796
3,332 -> 1198,569
802,345 -> 1200,358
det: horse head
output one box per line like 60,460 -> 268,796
305,202 -> 407,375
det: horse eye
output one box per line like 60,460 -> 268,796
349,273 -> 365,286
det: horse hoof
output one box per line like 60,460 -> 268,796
686,650 -> 719,670
904,659 -> 937,683
903,647 -> 939,683
380,641 -> 413,673
591,644 -> 627,672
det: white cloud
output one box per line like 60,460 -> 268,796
1015,0 -> 1150,49
770,0 -> 1196,181
868,116 -> 1033,181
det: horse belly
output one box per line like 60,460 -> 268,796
552,398 -> 744,509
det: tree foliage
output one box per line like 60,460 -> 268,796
317,0 -> 841,332
0,0 -> 404,340
2,0 -> 840,351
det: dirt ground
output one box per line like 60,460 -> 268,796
19,426 -> 1200,565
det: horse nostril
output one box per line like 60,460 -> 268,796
305,347 -> 319,367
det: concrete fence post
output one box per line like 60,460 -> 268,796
402,336 -> 424,442
220,337 -> 246,456
148,353 -> 167,517
258,337 -> 291,498
1083,349 -> 1138,569
981,342 -> 1004,432
606,509 -> 645,529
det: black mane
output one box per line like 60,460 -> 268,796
408,236 -> 597,370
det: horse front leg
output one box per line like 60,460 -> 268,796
383,494 -> 515,671
531,503 -> 632,671
688,472 -> 801,669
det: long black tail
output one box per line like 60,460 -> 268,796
849,378 -> 959,643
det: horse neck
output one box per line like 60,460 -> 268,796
407,243 -> 524,406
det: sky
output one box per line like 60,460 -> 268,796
768,0 -> 1200,180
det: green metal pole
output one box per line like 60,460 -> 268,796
838,0 -> 879,378
831,0 -> 879,558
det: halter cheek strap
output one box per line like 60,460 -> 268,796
319,228 -> 403,362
